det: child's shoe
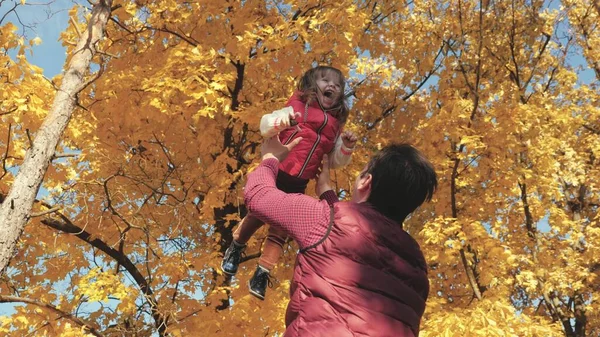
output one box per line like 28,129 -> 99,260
221,241 -> 246,275
248,265 -> 273,300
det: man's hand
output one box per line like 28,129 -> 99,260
261,136 -> 302,162
315,154 -> 332,197
341,130 -> 358,149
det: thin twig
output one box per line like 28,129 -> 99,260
30,206 -> 61,218
70,16 -> 82,38
0,123 -> 12,181
53,153 -> 80,159
0,106 -> 18,116
25,128 -> 33,148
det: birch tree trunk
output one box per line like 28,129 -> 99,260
0,0 -> 113,274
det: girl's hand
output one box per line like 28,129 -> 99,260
271,107 -> 296,129
274,107 -> 301,131
341,130 -> 358,149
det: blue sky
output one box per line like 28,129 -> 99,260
16,0 -> 73,77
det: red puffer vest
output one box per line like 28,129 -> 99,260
284,202 -> 429,337
278,92 -> 341,180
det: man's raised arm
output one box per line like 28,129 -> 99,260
243,137 -> 335,249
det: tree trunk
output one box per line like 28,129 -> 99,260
0,0 -> 113,274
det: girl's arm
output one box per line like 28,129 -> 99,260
329,130 -> 357,169
259,107 -> 297,138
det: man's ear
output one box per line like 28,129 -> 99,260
356,173 -> 372,202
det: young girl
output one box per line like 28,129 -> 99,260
221,66 -> 357,300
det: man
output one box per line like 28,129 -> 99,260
244,136 -> 437,337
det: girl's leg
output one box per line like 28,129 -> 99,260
248,226 -> 288,300
258,226 -> 288,270
222,214 -> 265,276
233,213 -> 265,244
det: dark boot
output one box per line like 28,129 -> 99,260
221,241 -> 246,276
248,265 -> 273,300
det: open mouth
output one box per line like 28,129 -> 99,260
323,90 -> 334,98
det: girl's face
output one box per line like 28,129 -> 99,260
315,71 -> 342,109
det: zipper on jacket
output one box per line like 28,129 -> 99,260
297,107 -> 328,178
283,130 -> 298,145
282,102 -> 308,145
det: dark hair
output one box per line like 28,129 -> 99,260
297,65 -> 350,124
364,144 -> 437,224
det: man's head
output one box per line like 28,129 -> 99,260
352,144 -> 437,224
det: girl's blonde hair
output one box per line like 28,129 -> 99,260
297,66 -> 350,124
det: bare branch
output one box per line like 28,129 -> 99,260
30,206 -> 60,217
52,153 -> 80,159
459,248 -> 482,301
70,15 -> 82,38
150,25 -> 199,47
0,105 -> 18,116
25,129 -> 33,148
0,2 -> 18,26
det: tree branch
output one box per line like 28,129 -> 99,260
459,248 -> 482,300
0,295 -> 104,337
0,123 -> 12,181
40,214 -> 169,337
367,45 -> 444,130
30,206 -> 60,218
0,105 -> 18,116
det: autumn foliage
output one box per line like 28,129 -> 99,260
0,0 -> 599,336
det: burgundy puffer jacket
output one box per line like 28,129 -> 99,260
284,202 -> 429,337
278,92 -> 341,180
